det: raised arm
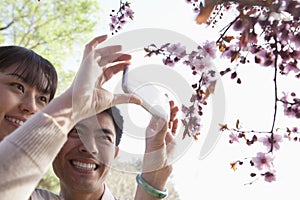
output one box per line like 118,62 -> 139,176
135,100 -> 179,200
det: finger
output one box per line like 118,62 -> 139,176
84,35 -> 108,53
112,54 -> 131,62
101,63 -> 131,84
171,118 -> 178,134
168,120 -> 172,129
170,106 -> 179,122
112,93 -> 143,106
147,116 -> 167,133
169,100 -> 174,109
94,45 -> 122,57
97,53 -> 131,66
165,132 -> 174,144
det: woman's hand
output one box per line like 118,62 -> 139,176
43,35 -> 141,133
71,35 -> 141,122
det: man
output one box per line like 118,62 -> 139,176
30,107 -> 122,199
31,104 -> 178,200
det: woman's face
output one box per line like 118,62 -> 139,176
0,66 -> 51,141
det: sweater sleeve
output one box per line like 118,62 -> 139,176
0,112 -> 67,200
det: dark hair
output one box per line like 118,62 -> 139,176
0,46 -> 58,101
103,106 -> 124,146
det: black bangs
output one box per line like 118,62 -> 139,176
0,46 -> 58,101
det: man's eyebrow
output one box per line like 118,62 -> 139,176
95,128 -> 114,135
74,123 -> 88,130
75,123 -> 114,135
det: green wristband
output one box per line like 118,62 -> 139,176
136,173 -> 168,199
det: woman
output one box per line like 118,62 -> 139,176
0,45 -> 57,141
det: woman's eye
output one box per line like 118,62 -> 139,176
11,83 -> 24,93
39,96 -> 48,103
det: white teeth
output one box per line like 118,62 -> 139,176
5,116 -> 24,126
72,160 -> 96,170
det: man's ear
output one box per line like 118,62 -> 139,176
114,146 -> 119,158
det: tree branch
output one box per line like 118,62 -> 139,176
269,35 -> 279,153
0,20 -> 14,31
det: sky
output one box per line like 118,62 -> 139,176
69,0 -> 300,199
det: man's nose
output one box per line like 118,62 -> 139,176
79,135 -> 99,155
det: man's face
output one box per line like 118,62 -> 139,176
53,112 -> 119,192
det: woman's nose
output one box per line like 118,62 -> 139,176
19,95 -> 38,114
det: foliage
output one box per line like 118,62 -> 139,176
37,168 -> 60,194
0,0 -> 100,193
106,159 -> 180,200
0,0 -> 100,95
110,0 -> 300,184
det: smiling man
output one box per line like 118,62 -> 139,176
31,103 -> 178,200
31,107 -> 121,200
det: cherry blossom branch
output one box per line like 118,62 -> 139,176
109,0 -> 300,184
216,15 -> 240,44
109,1 -> 134,35
269,36 -> 279,153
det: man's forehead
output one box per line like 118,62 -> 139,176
79,113 -> 116,132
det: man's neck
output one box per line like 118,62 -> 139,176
59,184 -> 105,200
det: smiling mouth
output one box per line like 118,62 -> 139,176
71,160 -> 99,171
5,116 -> 24,126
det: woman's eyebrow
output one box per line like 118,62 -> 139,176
6,73 -> 25,81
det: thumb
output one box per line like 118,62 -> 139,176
146,116 -> 167,139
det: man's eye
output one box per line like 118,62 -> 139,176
98,135 -> 113,143
70,128 -> 78,133
69,128 -> 82,137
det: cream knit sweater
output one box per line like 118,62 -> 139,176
0,112 -> 118,200
0,112 -> 67,199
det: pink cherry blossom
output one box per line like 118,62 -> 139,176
284,61 -> 300,74
124,7 -> 134,18
182,104 -> 201,136
200,41 -> 217,58
229,132 -> 239,143
259,134 -> 283,151
166,43 -> 186,58
252,152 -> 274,170
110,15 -> 119,24
162,57 -> 176,67
193,57 -> 213,72
264,171 -> 276,182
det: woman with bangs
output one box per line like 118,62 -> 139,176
0,45 -> 57,141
